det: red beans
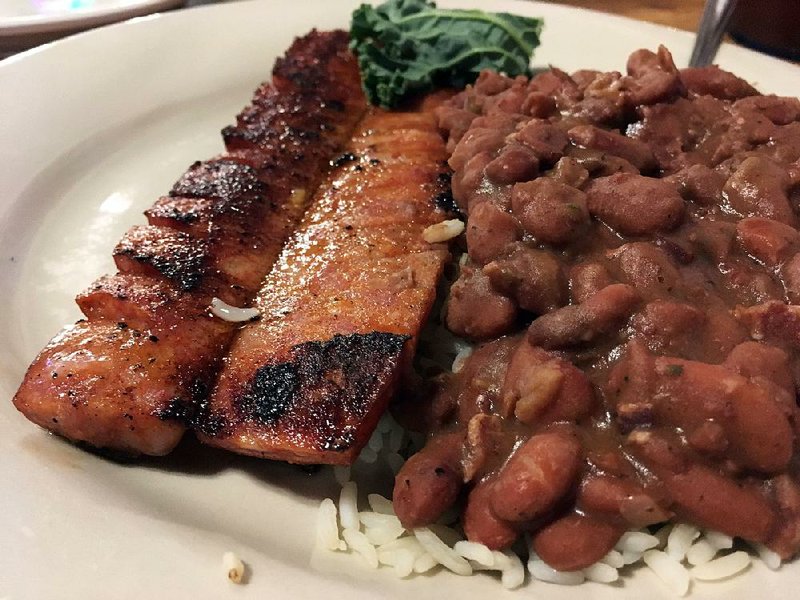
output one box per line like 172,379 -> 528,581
500,341 -> 594,425
567,124 -> 656,172
736,217 -> 800,267
511,178 -> 590,244
527,283 -> 639,349
586,173 -> 685,236
514,120 -> 569,165
532,513 -> 623,572
466,202 -> 520,265
484,243 -> 567,315
393,432 -> 465,529
490,431 -> 583,522
666,465 -> 776,543
463,479 -> 518,550
724,156 -> 795,225
446,266 -> 518,341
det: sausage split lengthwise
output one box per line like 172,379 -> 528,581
12,30 -> 371,456
13,30 -> 453,465
394,46 -> 800,571
197,102 -> 452,464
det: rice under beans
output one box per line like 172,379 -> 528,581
313,265 -> 782,595
315,411 -> 782,595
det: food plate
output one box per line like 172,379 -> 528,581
1,1 -> 799,598
0,0 -> 184,54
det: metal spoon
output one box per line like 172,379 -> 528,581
689,0 -> 739,67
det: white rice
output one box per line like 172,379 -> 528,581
315,396 -> 785,593
338,481 -> 359,532
422,219 -> 465,243
643,549 -> 691,596
414,528 -> 473,576
454,540 -> 495,567
209,297 -> 260,322
343,529 -> 379,569
691,551 -> 751,581
222,551 -> 245,584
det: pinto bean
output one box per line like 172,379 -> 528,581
451,150 -> 492,210
609,242 -> 682,297
532,513 -> 623,571
446,266 -> 518,340
679,65 -> 759,100
568,124 -> 656,172
666,163 -> 726,206
522,92 -> 557,118
736,217 -> 800,267
514,120 -> 569,165
724,156 -> 795,225
781,252 -> 800,303
586,173 -> 685,236
393,432 -> 465,529
500,341 -> 595,425
490,431 -> 583,522
569,262 -> 614,303
466,202 -> 520,265
769,475 -> 800,559
463,479 -> 518,550
621,46 -> 685,107
448,127 -> 505,173
577,475 -> 670,527
648,356 -> 794,473
549,157 -> 590,189
484,243 -> 567,315
484,144 -> 540,185
724,341 -> 794,396
511,178 -> 590,245
734,95 -> 800,126
666,465 -> 776,543
527,283 -> 639,349
631,300 -> 705,353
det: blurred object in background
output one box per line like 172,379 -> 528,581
728,0 -> 800,61
0,0 -> 185,57
689,0 -> 738,67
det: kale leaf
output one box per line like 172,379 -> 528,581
350,0 -> 544,108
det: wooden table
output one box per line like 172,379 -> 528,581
542,0 -> 705,32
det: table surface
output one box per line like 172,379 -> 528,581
186,0 -> 707,32
545,0 -> 705,31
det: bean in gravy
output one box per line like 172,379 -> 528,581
393,45 -> 800,571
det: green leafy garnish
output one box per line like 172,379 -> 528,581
350,0 -> 544,108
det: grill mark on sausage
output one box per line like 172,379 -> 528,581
226,332 -> 409,450
12,30 -> 367,456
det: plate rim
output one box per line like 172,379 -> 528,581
0,0 -> 185,36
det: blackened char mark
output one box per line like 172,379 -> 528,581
434,170 -> 462,217
272,29 -> 351,93
170,160 -> 265,200
114,226 -> 208,292
155,378 -> 211,425
230,332 -> 409,451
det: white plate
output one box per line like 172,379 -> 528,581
1,1 -> 799,598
